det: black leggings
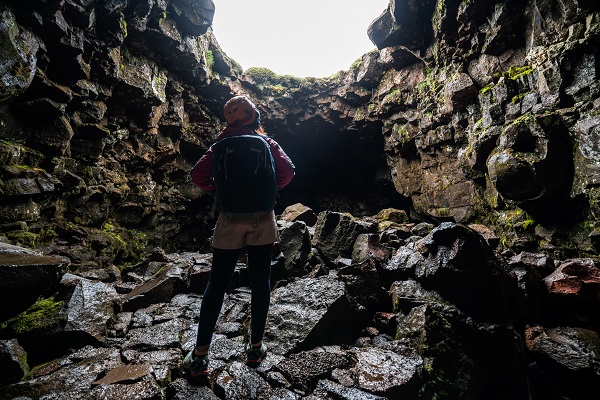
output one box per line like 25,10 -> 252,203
196,244 -> 273,347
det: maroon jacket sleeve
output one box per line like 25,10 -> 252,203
265,137 -> 295,189
190,147 -> 215,192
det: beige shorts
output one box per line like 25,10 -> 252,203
212,211 -> 280,250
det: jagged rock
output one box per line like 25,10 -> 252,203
0,242 -> 68,321
397,304 -> 528,399
0,339 -> 28,387
62,278 -> 118,344
480,1 -> 527,55
123,317 -> 189,351
167,377 -> 220,399
525,325 -> 600,399
188,252 -> 213,294
508,251 -> 556,277
443,72 -> 477,113
25,114 -> 75,156
389,279 -> 460,316
46,53 -> 91,86
542,258 -> 600,329
127,15 -> 215,89
468,53 -> 503,87
0,6 -> 39,102
464,116 -> 502,172
311,379 -> 388,400
90,374 -> 163,400
95,1 -> 128,47
339,259 -> 390,312
120,261 -> 191,311
0,294 -> 67,367
382,238 -> 425,283
280,203 -> 318,227
350,344 -> 422,398
47,16 -> 85,58
467,223 -> 500,248
367,0 -> 436,50
275,346 -> 352,392
265,273 -> 368,355
112,49 -> 168,119
390,140 -> 485,222
0,346 -> 122,400
1,172 -> 41,196
198,335 -> 245,365
0,140 -> 44,166
508,253 -> 544,321
124,0 -> 155,32
18,68 -> 73,107
412,222 -> 522,322
371,311 -> 397,337
206,30 -> 241,78
92,362 -> 153,386
372,207 -> 409,225
351,233 -> 390,265
352,50 -> 387,91
70,137 -> 105,161
17,97 -> 67,119
168,0 -> 215,36
111,310 -> 133,338
312,211 -> 377,262
213,361 -> 274,399
487,113 -> 574,215
572,115 -> 600,196
277,220 -> 312,278
378,44 -> 421,71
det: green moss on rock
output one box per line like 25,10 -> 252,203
1,296 -> 65,336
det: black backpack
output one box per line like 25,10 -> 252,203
211,134 -> 277,213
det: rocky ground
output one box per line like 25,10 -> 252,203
1,0 -> 600,398
1,205 -> 599,399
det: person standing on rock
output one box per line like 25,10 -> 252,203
185,95 -> 295,377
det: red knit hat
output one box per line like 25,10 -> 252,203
223,96 -> 257,127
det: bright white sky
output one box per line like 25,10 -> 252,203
211,0 -> 390,78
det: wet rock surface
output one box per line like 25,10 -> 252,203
0,242 -> 69,321
1,209 -> 599,399
0,0 -> 599,399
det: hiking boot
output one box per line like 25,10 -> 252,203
183,350 -> 210,377
245,342 -> 267,367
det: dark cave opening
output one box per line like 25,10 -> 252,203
269,123 -> 410,216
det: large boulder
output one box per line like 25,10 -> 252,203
367,0 -> 437,50
277,220 -> 313,278
61,277 -> 118,344
169,0 -> 215,36
487,113 -> 574,217
120,260 -> 192,311
526,325 -> 600,399
265,273 -> 368,355
312,211 -> 377,262
350,344 -> 422,399
542,258 -> 600,329
392,222 -> 523,322
0,243 -> 68,321
0,6 -> 38,102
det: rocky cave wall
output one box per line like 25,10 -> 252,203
0,0 -> 239,266
1,0 -> 600,269
235,0 -> 600,261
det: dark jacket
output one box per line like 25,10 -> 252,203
190,126 -> 295,192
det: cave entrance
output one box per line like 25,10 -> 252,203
268,120 -> 410,217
